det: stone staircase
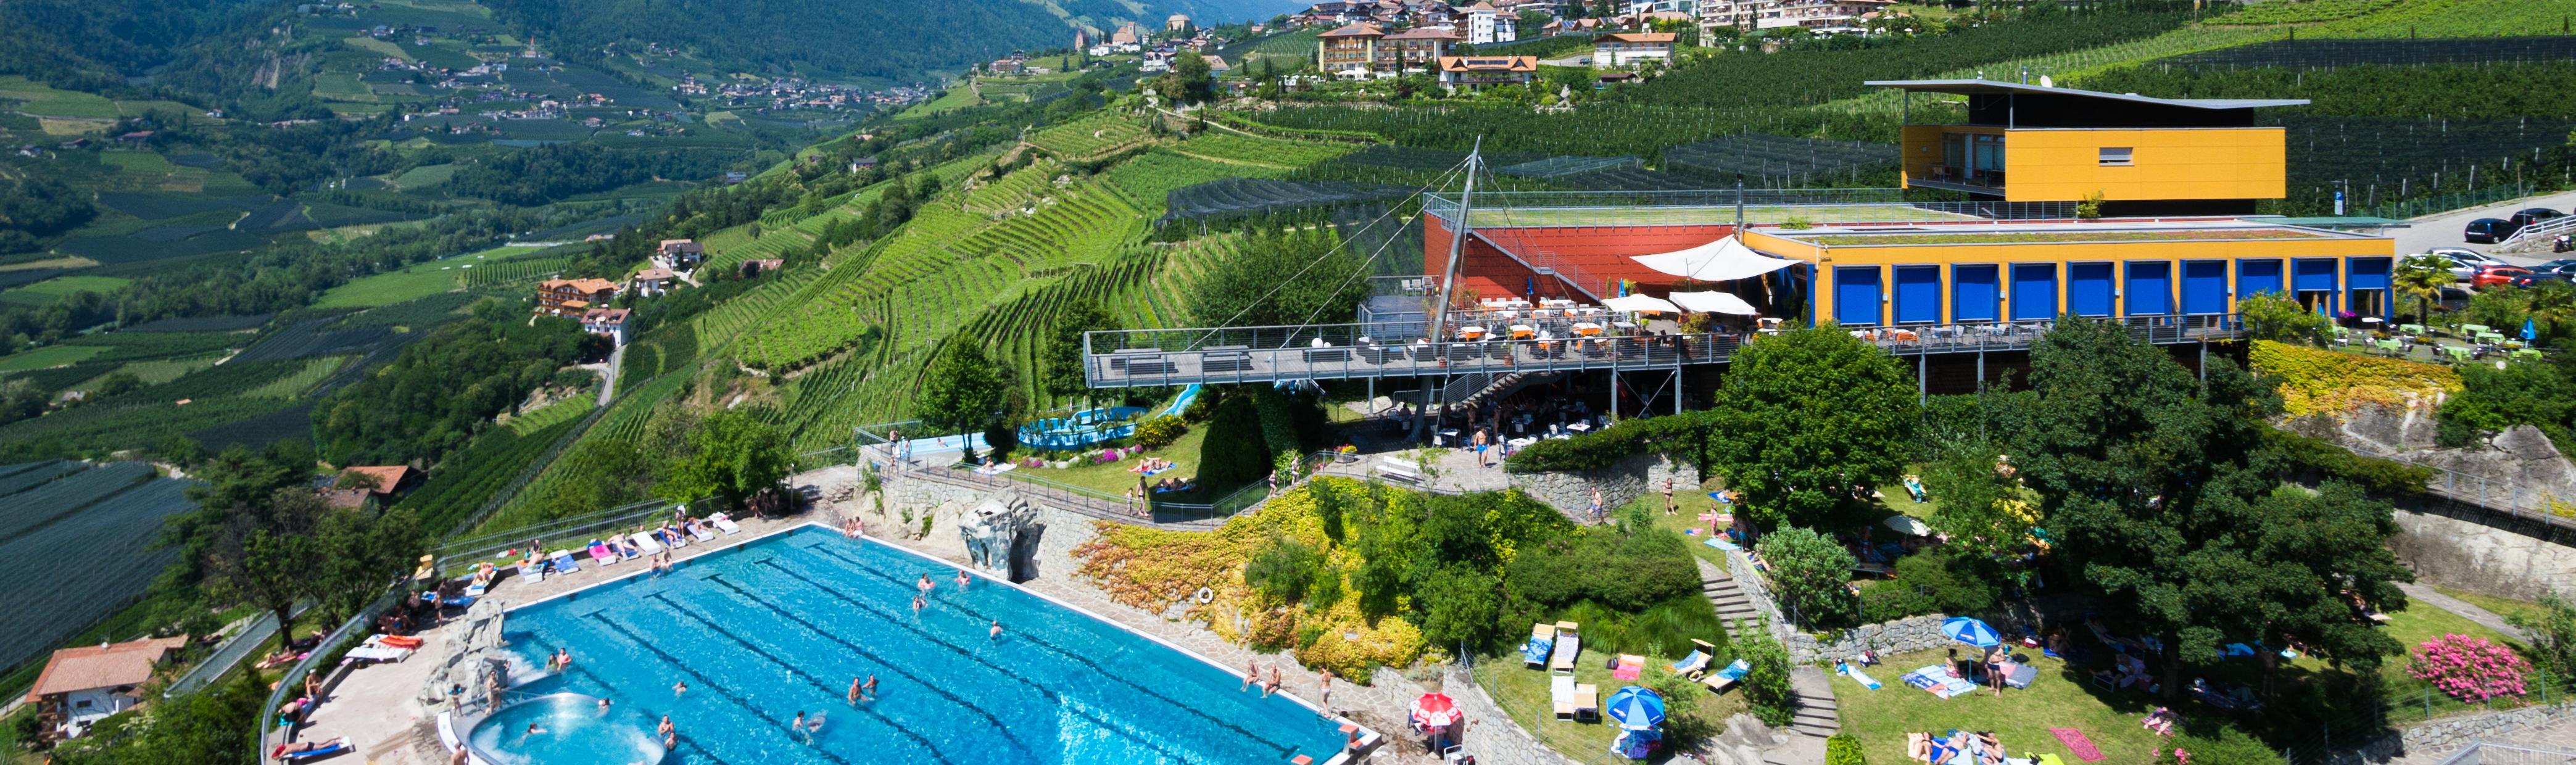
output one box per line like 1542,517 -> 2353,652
1787,666 -> 1841,739
1701,567 -> 1762,625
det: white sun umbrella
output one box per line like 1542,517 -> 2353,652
1601,294 -> 1682,314
1631,234 -> 1802,282
1668,291 -> 1760,316
1884,515 -> 1932,537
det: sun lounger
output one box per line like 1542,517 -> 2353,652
686,521 -> 716,542
1612,654 -> 1645,680
1548,621 -> 1582,674
1573,684 -> 1600,721
517,561 -> 542,584
708,513 -> 742,535
2005,663 -> 2037,689
629,532 -> 665,556
378,635 -> 424,650
548,549 -> 580,574
1670,649 -> 1712,677
345,637 -> 413,663
1522,623 -> 1556,669
1552,674 -> 1578,720
1704,536 -> 1741,552
1703,659 -> 1750,693
587,540 -> 618,566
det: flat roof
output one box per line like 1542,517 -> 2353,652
1760,218 -> 2383,246
1865,79 -> 2309,110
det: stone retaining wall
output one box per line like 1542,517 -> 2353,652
1792,614 -> 1958,665
1507,452 -> 1691,522
2330,701 -> 2576,764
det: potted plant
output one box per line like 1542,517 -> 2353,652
1335,444 -> 1359,463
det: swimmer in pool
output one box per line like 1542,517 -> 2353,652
672,680 -> 688,697
956,569 -> 971,590
861,675 -> 877,701
520,722 -> 546,743
597,697 -> 612,715
848,677 -> 863,704
912,593 -> 926,614
658,715 -> 675,749
917,574 -> 934,595
791,711 -> 810,743
990,620 -> 1003,640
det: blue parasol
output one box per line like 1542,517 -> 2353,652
2527,318 -> 2539,341
1605,686 -> 1665,730
1942,616 -> 2003,648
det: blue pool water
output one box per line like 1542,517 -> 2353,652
496,526 -> 1350,764
468,693 -> 666,765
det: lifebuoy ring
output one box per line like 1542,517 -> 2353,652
1195,587 -> 1214,604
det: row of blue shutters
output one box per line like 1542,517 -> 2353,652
1831,257 -> 2392,326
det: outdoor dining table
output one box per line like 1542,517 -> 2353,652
2399,324 -> 2426,336
2479,331 -> 2509,343
2515,348 -> 2545,361
1459,326 -> 1488,341
1566,422 -> 1591,434
2374,339 -> 2403,355
2461,324 -> 2493,336
1509,325 -> 1536,339
1540,299 -> 1575,308
2446,346 -> 2474,362
1612,321 -> 1638,332
1573,322 -> 1603,336
2359,317 -> 2382,326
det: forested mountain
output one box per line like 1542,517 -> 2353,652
483,0 -> 1297,81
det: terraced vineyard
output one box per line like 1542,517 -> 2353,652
1103,150 -> 1281,217
242,355 -> 349,399
1169,131 -> 1361,169
962,157 -> 1064,215
460,255 -> 572,289
1026,112 -> 1152,160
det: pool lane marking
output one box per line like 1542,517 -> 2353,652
792,544 -> 1315,740
583,607 -> 925,764
506,638 -> 736,765
624,595 -> 954,762
672,579 -> 1047,760
529,618 -> 871,765
753,555 -> 1302,761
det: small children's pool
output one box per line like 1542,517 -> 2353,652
468,693 -> 666,765
496,526 -> 1352,764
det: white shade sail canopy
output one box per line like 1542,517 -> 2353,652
1630,235 -> 1802,282
1601,294 -> 1682,313
1668,290 -> 1759,315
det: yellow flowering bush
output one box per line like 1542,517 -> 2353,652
2249,340 -> 2459,416
1293,598 -> 1428,682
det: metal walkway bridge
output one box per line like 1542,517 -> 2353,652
1082,314 -> 2246,389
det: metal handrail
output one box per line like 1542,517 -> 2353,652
1084,315 -> 2245,387
256,584 -> 406,763
2501,213 -> 2576,248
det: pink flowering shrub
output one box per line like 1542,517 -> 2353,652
2407,634 -> 2531,702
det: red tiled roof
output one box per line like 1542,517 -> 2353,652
26,637 -> 186,701
1320,22 -> 1386,37
583,308 -> 632,324
1385,27 -> 1464,40
1439,56 -> 1536,72
339,465 -> 413,493
634,267 -> 675,281
1595,32 -> 1676,43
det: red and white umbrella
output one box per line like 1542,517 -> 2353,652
1412,693 -> 1461,727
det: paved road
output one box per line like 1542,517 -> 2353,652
2391,189 -> 2576,265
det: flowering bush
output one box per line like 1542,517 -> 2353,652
2407,634 -> 2531,702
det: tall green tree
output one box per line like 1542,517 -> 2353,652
2013,318 -> 2409,697
2237,291 -> 2330,346
1752,526 -> 1858,628
914,339 -> 1008,438
1187,227 -> 1366,328
1703,325 -> 1920,527
660,408 -> 793,510
174,444 -> 321,634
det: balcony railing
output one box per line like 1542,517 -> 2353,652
1915,165 -> 2005,189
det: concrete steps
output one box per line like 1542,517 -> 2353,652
1787,666 -> 1843,740
1702,571 -> 1762,624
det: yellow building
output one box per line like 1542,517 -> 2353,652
1873,79 -> 2303,216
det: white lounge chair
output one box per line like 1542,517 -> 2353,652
629,532 -> 665,556
1552,674 -> 1578,720
1548,621 -> 1582,674
685,521 -> 716,542
708,513 -> 742,535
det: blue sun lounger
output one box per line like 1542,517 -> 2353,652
277,738 -> 350,761
547,549 -> 581,574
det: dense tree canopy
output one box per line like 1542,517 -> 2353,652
914,339 -> 1008,438
1703,325 -> 1920,527
1187,227 -> 1368,328
2011,317 -> 2409,695
660,408 -> 793,510
314,305 -> 604,466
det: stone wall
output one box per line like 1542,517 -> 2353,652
1794,614 -> 1959,665
1718,544 -> 1797,649
2329,701 -> 2576,764
2390,507 -> 2576,601
1507,452 -> 1691,522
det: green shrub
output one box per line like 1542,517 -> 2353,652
1504,411 -> 1707,473
1738,620 -> 1795,727
1132,415 -> 1188,449
1507,526 -> 1701,613
2262,426 -> 2433,494
1196,393 -> 1272,489
1246,536 -> 1322,606
1182,388 -> 1221,422
1858,579 -> 1937,624
1891,548 -> 1997,617
1826,734 -> 1867,765
2240,291 -> 2330,346
1756,526 -> 1859,629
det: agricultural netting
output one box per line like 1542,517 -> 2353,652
0,462 -> 197,671
2275,114 -> 2576,216
1161,178 -> 1413,225
1497,155 -> 1642,180
1660,134 -> 1897,188
2161,35 -> 2576,68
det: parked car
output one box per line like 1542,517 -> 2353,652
2508,271 -> 2574,289
2472,265 -> 2533,289
2510,207 -> 2566,230
2431,251 -> 2492,281
2535,258 -> 2576,271
2465,218 -> 2515,243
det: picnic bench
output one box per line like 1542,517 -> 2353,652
1374,458 -> 1422,485
1199,345 -> 1254,373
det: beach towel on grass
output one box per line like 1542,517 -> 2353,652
1702,537 -> 1741,552
2050,728 -> 2105,762
1837,663 -> 1882,690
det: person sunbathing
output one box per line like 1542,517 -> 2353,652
276,737 -> 346,756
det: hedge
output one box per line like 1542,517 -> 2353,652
1502,411 -> 1709,473
2263,426 -> 2433,495
2248,339 -> 2458,418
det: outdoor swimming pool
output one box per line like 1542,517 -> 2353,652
493,526 -> 1352,764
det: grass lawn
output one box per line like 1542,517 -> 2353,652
0,76 -> 119,118
0,275 -> 131,306
896,86 -> 983,120
1476,648 -> 1746,761
0,344 -> 106,372
0,256 -> 101,272
313,260 -> 464,308
1836,598 -> 2529,765
1006,424 -> 1245,503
